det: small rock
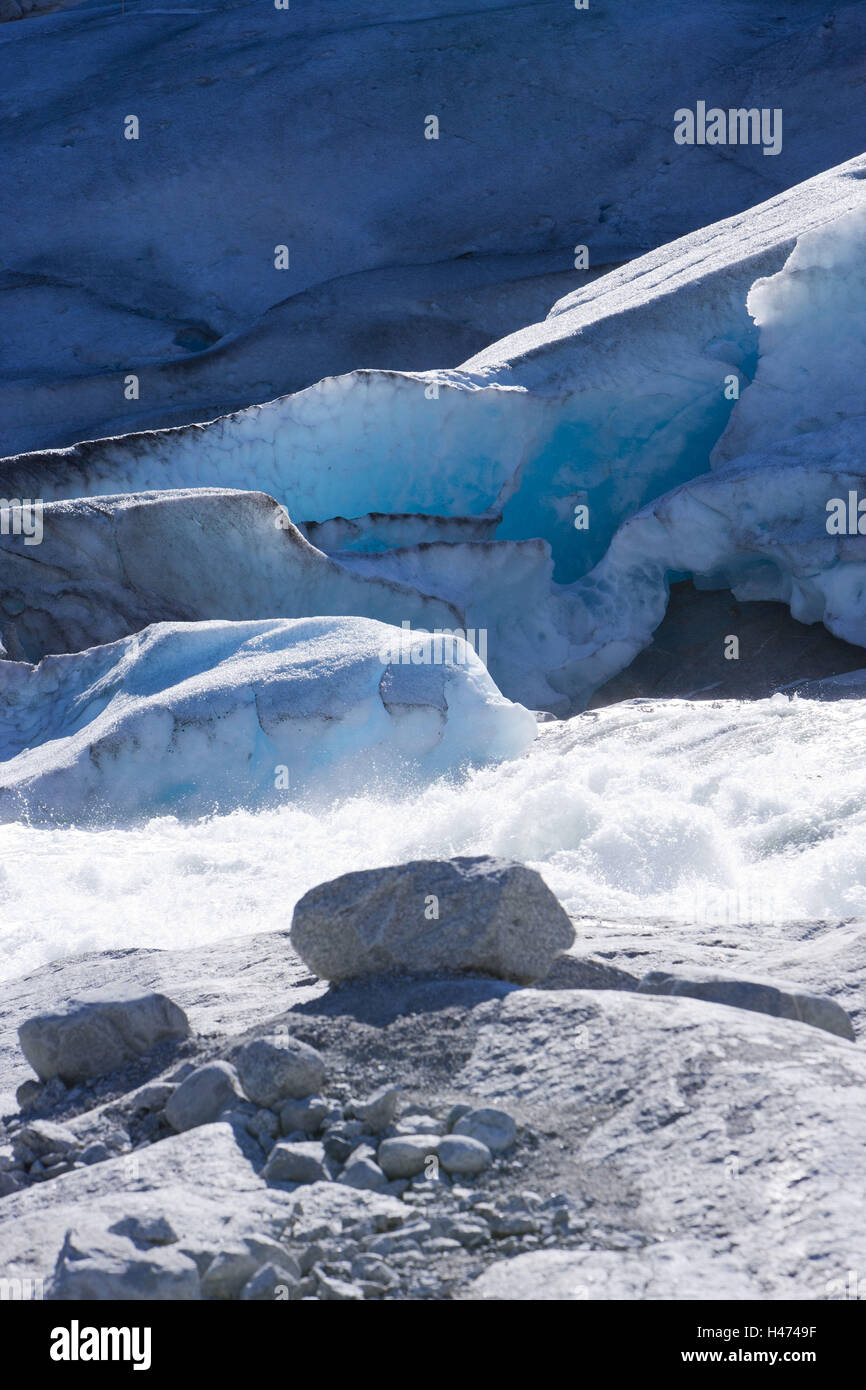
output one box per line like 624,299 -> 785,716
164,1061 -> 244,1133
438,1135 -> 492,1176
15,1079 -> 43,1111
394,1116 -> 442,1136
443,1218 -> 489,1248
80,1142 -> 110,1166
128,1081 -> 176,1113
351,1254 -> 398,1288
339,1156 -> 390,1192
18,988 -> 189,1084
201,1238 -> 300,1299
453,1107 -> 517,1153
234,1036 -> 326,1107
316,1270 -> 364,1301
377,1135 -> 439,1179
12,1119 -> 78,1162
637,969 -> 856,1041
279,1095 -> 329,1135
109,1215 -> 178,1247
446,1103 -> 472,1131
323,1121 -> 369,1164
247,1109 -> 279,1148
347,1085 -> 399,1132
241,1263 -> 300,1301
263,1140 -> 327,1184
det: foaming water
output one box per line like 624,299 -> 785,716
2,694 -> 865,983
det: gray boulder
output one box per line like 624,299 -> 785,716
49,1226 -> 201,1301
165,1062 -> 245,1133
377,1135 -> 438,1179
452,1107 -> 516,1153
291,856 -> 575,984
438,1135 -> 492,1176
347,1085 -> 399,1133
234,1036 -> 326,1107
262,1141 -> 327,1184
201,1237 -> 300,1299
637,970 -> 856,1040
17,987 -> 189,1084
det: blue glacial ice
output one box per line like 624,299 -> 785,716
0,616 -> 536,824
4,157 -> 866,715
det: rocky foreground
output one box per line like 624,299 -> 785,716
0,856 -> 864,1302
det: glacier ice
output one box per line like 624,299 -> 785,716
558,420 -> 866,706
713,201 -> 866,463
5,0 -> 866,455
3,154 -> 865,592
3,155 -> 866,715
0,488 -> 462,664
0,617 -> 536,824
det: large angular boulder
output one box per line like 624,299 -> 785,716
290,856 -> 574,984
18,988 -> 190,1084
49,1226 -> 201,1301
637,970 -> 856,1041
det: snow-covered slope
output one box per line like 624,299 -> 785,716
0,616 -> 536,823
3,1 -> 866,454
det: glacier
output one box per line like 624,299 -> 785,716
0,488 -> 462,664
5,153 -> 865,591
5,2 -> 866,1315
0,616 -> 537,824
4,156 -> 866,714
4,0 -> 866,455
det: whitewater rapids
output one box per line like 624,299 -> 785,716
2,692 -> 864,984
